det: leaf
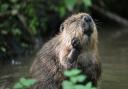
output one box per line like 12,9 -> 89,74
27,4 -> 34,16
62,80 -> 74,89
20,78 -> 37,87
76,75 -> 86,82
12,78 -> 37,89
0,4 -> 9,12
74,85 -> 85,89
91,87 -> 97,89
13,83 -> 23,89
0,47 -> 6,52
11,0 -> 18,3
70,75 -> 86,83
83,0 -> 92,8
29,17 -> 38,35
84,82 -> 92,89
21,43 -> 28,48
15,4 -> 21,10
58,6 -> 66,17
11,9 -> 18,15
12,28 -> 21,35
64,0 -> 76,11
64,69 -> 81,77
70,76 -> 78,83
1,30 -> 8,34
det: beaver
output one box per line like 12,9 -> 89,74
29,13 -> 101,89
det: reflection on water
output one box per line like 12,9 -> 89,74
0,56 -> 32,88
0,26 -> 128,89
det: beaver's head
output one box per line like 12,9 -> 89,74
58,13 -> 98,69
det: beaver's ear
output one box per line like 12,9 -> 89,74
60,23 -> 64,32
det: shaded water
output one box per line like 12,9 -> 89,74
99,27 -> 128,89
0,26 -> 128,89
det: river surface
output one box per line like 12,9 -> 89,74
99,26 -> 128,89
0,26 -> 128,89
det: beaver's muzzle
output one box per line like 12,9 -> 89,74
83,15 -> 93,37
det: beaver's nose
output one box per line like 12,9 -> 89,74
83,15 -> 93,36
84,15 -> 92,23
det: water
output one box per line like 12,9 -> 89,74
99,26 -> 128,89
0,26 -> 128,89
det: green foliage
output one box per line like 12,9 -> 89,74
0,47 -> 6,52
58,6 -> 66,18
64,69 -> 81,77
64,0 -> 77,11
11,28 -> 21,36
57,0 -> 93,17
0,3 -> 9,12
83,0 -> 92,8
0,0 -> 93,60
0,0 -> 39,59
25,3 -> 39,35
62,69 -> 96,89
13,77 -> 37,89
64,0 -> 92,11
0,0 -> 39,35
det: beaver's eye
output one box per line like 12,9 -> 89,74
60,24 -> 64,32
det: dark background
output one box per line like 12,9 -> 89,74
0,0 -> 128,61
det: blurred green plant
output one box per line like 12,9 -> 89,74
57,0 -> 92,17
0,0 -> 39,35
0,0 -> 93,60
13,77 -> 37,89
64,0 -> 92,11
25,2 -> 39,35
62,69 -> 96,89
0,0 -> 39,59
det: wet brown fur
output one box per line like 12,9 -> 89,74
29,13 -> 101,89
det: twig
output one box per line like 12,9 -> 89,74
92,5 -> 128,27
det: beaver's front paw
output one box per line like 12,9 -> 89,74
71,37 -> 81,50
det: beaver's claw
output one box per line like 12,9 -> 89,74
71,37 -> 81,50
